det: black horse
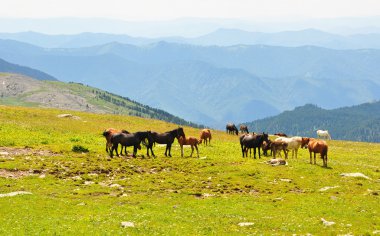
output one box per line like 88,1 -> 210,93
226,123 -> 239,135
147,127 -> 185,157
240,132 -> 269,159
110,131 -> 153,158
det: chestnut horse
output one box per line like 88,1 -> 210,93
177,136 -> 200,158
301,138 -> 329,167
102,128 -> 130,154
226,123 -> 239,135
199,129 -> 212,146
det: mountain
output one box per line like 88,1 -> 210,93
0,57 -> 57,81
2,29 -> 380,49
0,39 -> 379,128
0,73 -> 203,128
244,102 -> 380,142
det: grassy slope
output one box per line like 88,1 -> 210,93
0,105 -> 379,235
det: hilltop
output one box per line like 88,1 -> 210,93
0,73 -> 202,128
245,102 -> 380,142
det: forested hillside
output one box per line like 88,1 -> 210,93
245,102 -> 380,142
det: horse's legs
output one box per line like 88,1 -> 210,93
314,153 -> 316,164
258,147 -> 261,159
195,145 -> 199,158
133,146 -> 137,158
253,148 -> 256,159
284,148 -> 288,159
295,149 -> 298,159
168,144 -> 172,157
180,145 -> 184,157
190,145 -> 194,157
309,151 -> 312,164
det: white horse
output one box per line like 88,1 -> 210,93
316,130 -> 331,140
274,136 -> 303,158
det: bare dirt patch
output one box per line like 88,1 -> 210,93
0,147 -> 60,157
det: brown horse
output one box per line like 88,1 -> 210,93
301,138 -> 329,167
270,140 -> 288,159
199,129 -> 212,146
102,128 -> 130,154
239,124 -> 249,134
177,136 -> 200,158
226,123 -> 239,135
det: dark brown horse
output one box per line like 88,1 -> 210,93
147,127 -> 185,157
239,124 -> 249,134
110,131 -> 153,158
102,128 -> 130,154
199,129 -> 212,146
226,123 -> 238,135
301,138 -> 329,167
240,133 -> 269,159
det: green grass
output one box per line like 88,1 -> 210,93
0,105 -> 379,235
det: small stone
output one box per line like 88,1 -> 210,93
39,174 -> 46,179
238,222 -> 254,227
373,230 -> 380,234
321,218 -> 335,226
84,181 -> 94,185
319,186 -> 339,192
121,221 -> 135,228
340,173 -> 371,179
0,152 -> 9,155
280,178 -> 292,182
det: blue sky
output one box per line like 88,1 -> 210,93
1,0 -> 380,20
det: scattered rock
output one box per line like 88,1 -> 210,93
238,222 -> 254,227
340,173 -> 371,179
0,191 -> 32,198
57,114 -> 81,120
0,151 -> 9,155
319,186 -> 339,192
202,193 -> 214,198
121,221 -> 135,228
321,218 -> 335,226
273,197 -> 284,202
199,157 -> 207,160
373,230 -> 380,234
39,174 -> 46,179
84,181 -> 94,185
77,202 -> 86,206
280,178 -> 292,183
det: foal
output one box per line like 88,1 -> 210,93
199,129 -> 212,146
177,136 -> 200,158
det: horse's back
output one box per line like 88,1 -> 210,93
309,139 -> 328,154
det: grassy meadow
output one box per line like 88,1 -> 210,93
0,105 -> 379,235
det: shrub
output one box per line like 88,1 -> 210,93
72,145 -> 89,153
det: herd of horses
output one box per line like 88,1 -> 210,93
102,123 -> 330,168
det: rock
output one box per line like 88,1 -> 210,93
84,181 -> 94,185
373,230 -> 380,234
319,186 -> 339,192
340,173 -> 371,179
121,221 -> 135,228
0,191 -> 32,198
57,114 -> 81,120
321,218 -> 335,226
0,151 -> 9,155
280,178 -> 292,182
238,222 -> 254,226
39,174 -> 46,179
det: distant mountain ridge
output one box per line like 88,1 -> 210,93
245,102 -> 380,142
0,73 -> 203,128
2,29 -> 380,49
0,57 -> 57,81
0,39 -> 379,128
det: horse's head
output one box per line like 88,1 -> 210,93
262,132 -> 269,142
301,137 -> 310,148
177,127 -> 186,139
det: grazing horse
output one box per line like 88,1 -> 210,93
102,128 -> 130,154
274,133 -> 287,137
177,136 -> 200,158
226,123 -> 239,135
147,127 -> 186,157
274,136 -> 303,158
301,138 -> 329,167
240,133 -> 269,159
239,124 -> 249,134
261,140 -> 272,156
199,129 -> 212,146
110,131 -> 153,158
317,130 -> 331,140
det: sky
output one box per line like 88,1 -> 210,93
1,0 -> 380,20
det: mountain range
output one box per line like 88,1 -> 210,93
0,36 -> 379,128
2,29 -> 380,49
245,102 -> 380,142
